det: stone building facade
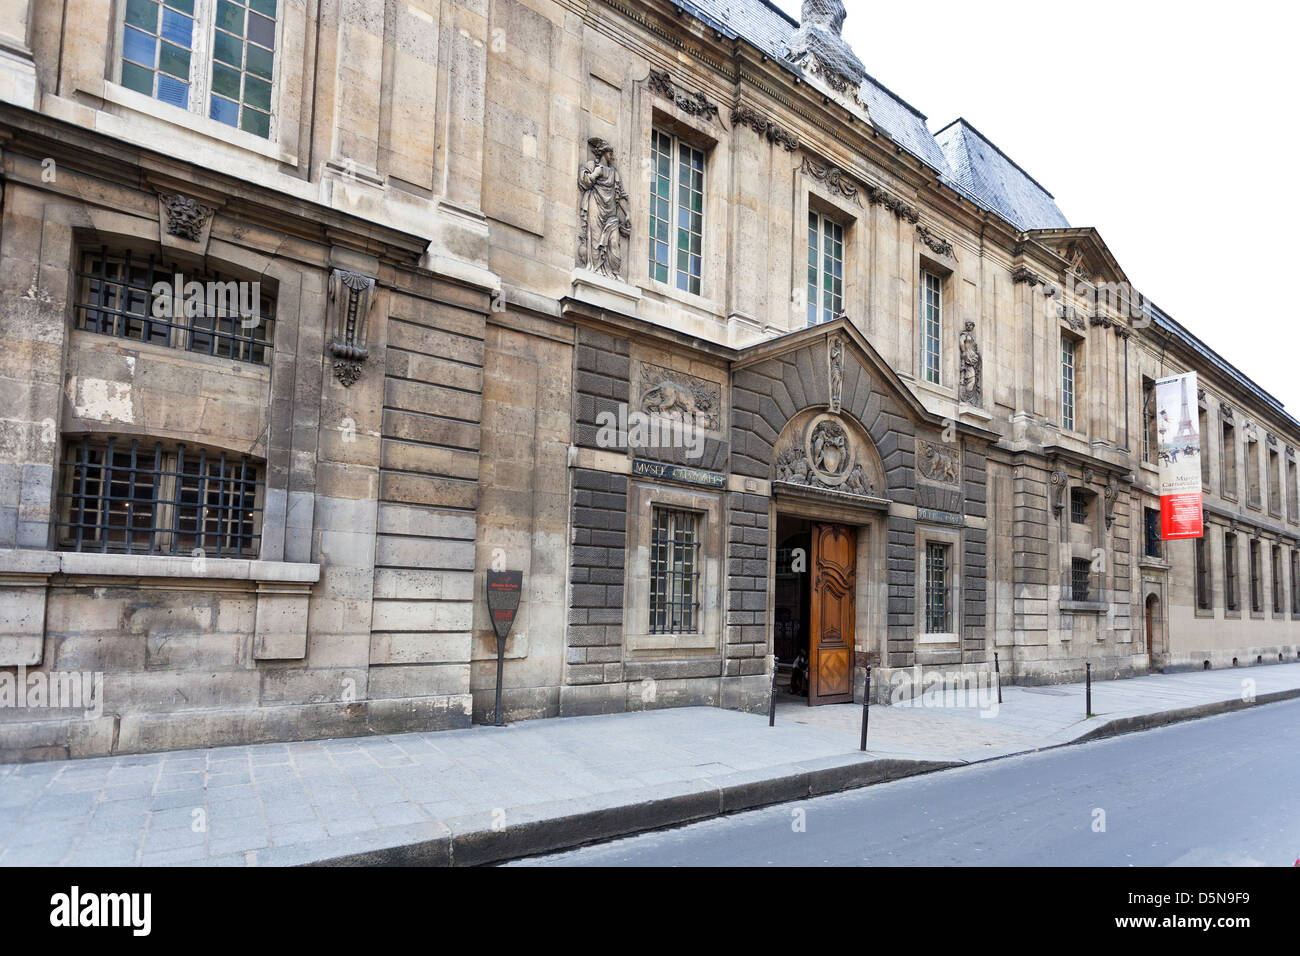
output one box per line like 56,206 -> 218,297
0,0 -> 1295,759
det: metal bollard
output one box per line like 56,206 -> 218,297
769,655 -> 778,727
859,665 -> 872,752
1085,662 -> 1092,717
994,651 -> 1002,705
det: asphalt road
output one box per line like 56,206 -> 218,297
515,699 -> 1300,866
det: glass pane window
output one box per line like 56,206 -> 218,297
1061,337 -> 1077,431
807,211 -> 845,326
924,542 -> 950,634
118,0 -> 276,139
647,129 -> 706,295
649,508 -> 701,635
120,0 -> 197,109
920,271 -> 941,385
209,0 -> 277,138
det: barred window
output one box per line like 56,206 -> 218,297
1291,550 -> 1299,615
1272,545 -> 1283,613
1195,537 -> 1211,610
1070,557 -> 1093,602
1224,533 -> 1239,611
75,247 -> 274,364
1144,507 -> 1162,558
919,270 -> 942,385
57,436 -> 264,557
1249,538 -> 1262,613
1070,489 -> 1090,526
649,508 -> 700,634
807,211 -> 845,326
924,542 -> 951,633
1061,336 -> 1077,431
649,129 -> 706,295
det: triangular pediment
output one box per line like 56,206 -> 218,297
1025,227 -> 1129,287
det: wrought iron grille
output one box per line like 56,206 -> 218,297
1224,534 -> 1239,610
1144,507 -> 1162,558
1195,537 -> 1212,610
1249,539 -> 1263,612
924,542 -> 950,633
57,436 -> 264,557
1068,558 -> 1094,602
649,508 -> 700,634
1272,545 -> 1284,612
1070,489 -> 1089,525
74,247 -> 274,364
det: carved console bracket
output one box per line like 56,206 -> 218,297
328,269 -> 377,387
917,224 -> 954,258
731,107 -> 800,152
1102,475 -> 1120,529
1050,463 -> 1069,517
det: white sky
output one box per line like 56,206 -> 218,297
774,0 -> 1300,416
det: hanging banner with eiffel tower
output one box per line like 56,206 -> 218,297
1155,371 -> 1204,539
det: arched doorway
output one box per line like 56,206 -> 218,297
1144,594 -> 1162,666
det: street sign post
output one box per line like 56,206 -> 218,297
485,570 -> 523,727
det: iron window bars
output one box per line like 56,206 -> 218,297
1195,537 -> 1212,610
649,507 -> 701,634
1144,507 -> 1162,558
57,436 -> 264,557
1070,489 -> 1089,526
74,246 -> 274,364
1065,558 -> 1108,604
1224,534 -> 1239,610
924,542 -> 950,633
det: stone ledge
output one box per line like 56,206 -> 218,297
0,549 -> 320,584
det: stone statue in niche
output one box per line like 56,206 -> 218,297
959,321 -> 983,407
828,335 -> 844,413
577,138 -> 631,280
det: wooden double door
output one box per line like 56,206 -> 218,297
808,523 -> 857,705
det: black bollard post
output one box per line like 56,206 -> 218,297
994,651 -> 1002,705
769,655 -> 778,727
859,666 -> 872,752
1085,662 -> 1092,718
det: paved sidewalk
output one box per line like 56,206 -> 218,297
2,662 -> 1298,866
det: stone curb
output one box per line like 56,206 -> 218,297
297,756 -> 958,867
285,690 -> 1300,867
1069,686 -> 1300,744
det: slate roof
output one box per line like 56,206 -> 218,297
669,1 -> 1057,227
935,119 -> 1069,230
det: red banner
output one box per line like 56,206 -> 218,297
1160,492 -> 1204,539
1155,372 -> 1204,540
